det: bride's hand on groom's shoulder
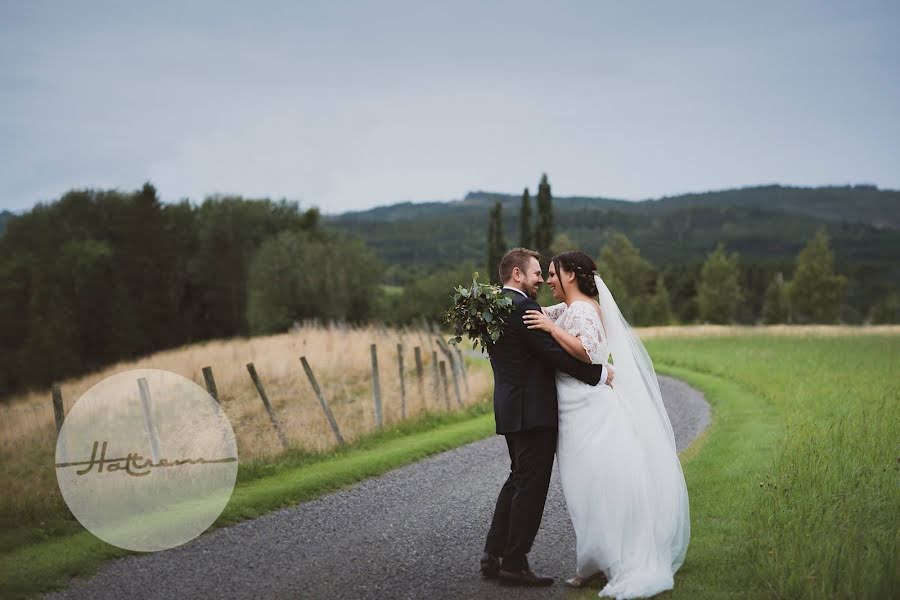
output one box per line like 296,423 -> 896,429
523,309 -> 555,333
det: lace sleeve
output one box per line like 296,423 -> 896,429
568,301 -> 606,365
543,302 -> 567,321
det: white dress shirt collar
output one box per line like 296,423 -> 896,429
502,286 -> 528,298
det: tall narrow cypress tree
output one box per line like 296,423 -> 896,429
534,173 -> 554,263
519,188 -> 532,248
486,201 -> 506,284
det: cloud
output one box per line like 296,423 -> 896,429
1,0 -> 898,212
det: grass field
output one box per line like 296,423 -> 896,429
631,332 -> 898,599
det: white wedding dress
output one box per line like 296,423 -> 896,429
546,292 -> 690,599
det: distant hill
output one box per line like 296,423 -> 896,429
335,184 -> 898,229
324,184 -> 900,268
0,210 -> 12,236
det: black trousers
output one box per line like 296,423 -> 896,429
483,427 -> 557,571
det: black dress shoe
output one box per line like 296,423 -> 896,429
497,567 -> 554,587
480,552 -> 500,579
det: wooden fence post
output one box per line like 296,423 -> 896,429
450,360 -> 463,408
202,366 -> 220,403
370,344 -> 383,429
397,344 -> 407,419
51,384 -> 65,436
438,361 -> 451,409
414,347 -> 425,408
246,363 -> 289,450
431,350 -> 440,406
137,377 -> 162,463
436,338 -> 462,407
435,336 -> 453,365
300,357 -> 345,445
454,348 -> 470,394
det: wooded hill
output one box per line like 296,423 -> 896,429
324,184 -> 899,268
326,183 -> 899,326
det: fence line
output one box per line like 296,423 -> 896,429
2,324 -> 484,461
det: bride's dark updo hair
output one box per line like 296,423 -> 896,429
551,251 -> 599,297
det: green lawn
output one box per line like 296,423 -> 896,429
639,334 -> 898,599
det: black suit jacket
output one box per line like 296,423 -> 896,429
487,289 -> 604,434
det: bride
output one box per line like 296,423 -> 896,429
521,251 -> 690,599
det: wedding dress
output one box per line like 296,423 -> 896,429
547,275 -> 690,599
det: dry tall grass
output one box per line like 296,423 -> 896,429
0,323 -> 491,531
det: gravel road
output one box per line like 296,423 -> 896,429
45,375 -> 709,600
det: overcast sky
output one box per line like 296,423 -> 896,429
1,1 -> 898,214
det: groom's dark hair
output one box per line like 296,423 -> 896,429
499,248 -> 542,283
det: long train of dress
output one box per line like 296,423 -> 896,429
550,300 -> 689,599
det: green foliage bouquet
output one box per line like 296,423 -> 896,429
444,272 -> 514,352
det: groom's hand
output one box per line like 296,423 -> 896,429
605,366 -> 615,387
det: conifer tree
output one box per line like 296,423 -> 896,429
534,174 -> 554,263
519,188 -> 532,248
486,201 -> 507,284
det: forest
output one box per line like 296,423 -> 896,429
0,178 -> 897,399
0,184 -> 376,398
330,179 -> 899,327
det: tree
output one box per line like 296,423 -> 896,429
486,201 -> 507,284
534,173 -> 554,263
0,184 -> 322,398
390,263 -> 481,324
662,263 -> 700,324
697,243 -> 742,324
519,188 -> 532,248
549,232 -> 576,258
119,181 -> 180,352
597,233 -> 655,323
193,195 -> 322,338
761,272 -> 790,324
869,292 -> 899,324
646,275 -> 674,325
246,230 -> 383,334
788,230 -> 846,323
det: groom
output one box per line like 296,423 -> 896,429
480,248 -> 613,586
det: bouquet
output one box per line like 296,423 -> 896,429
443,272 -> 514,352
